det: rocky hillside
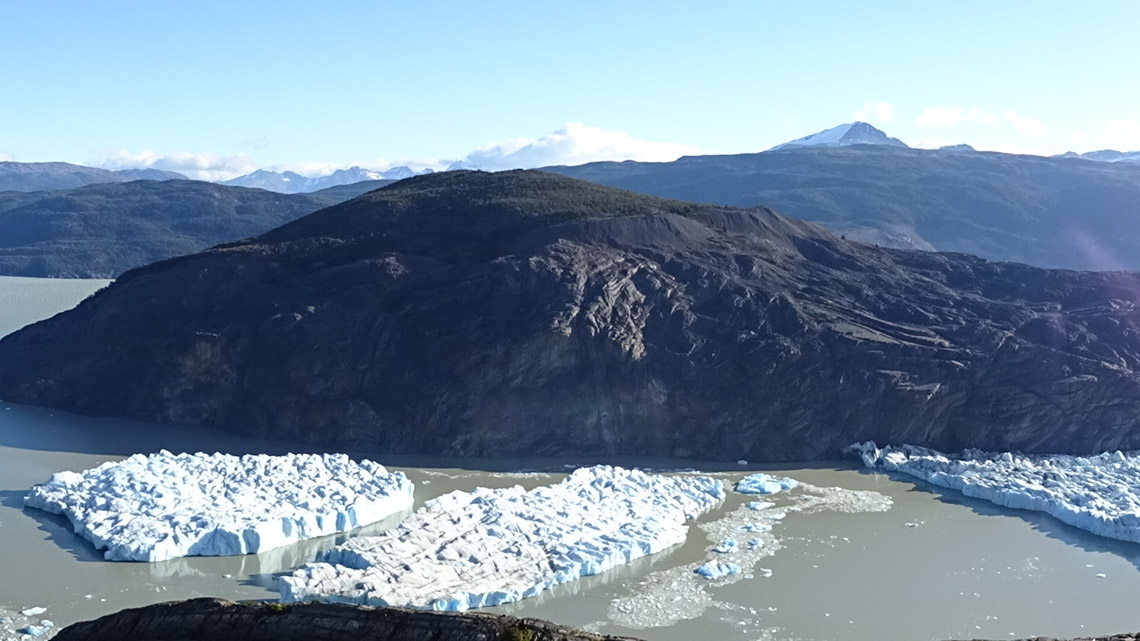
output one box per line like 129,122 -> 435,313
546,145 -> 1140,271
2,170 -> 1140,461
0,180 -> 376,277
52,598 -> 641,641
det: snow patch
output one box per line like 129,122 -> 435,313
850,442 -> 1140,543
279,465 -> 724,610
24,451 -> 414,561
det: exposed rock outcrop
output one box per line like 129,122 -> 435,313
52,598 -> 641,641
2,170 -> 1140,461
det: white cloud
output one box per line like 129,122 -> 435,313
86,123 -> 696,181
854,101 -> 894,124
1071,130 -> 1088,145
93,149 -> 259,181
1002,111 -> 1047,137
1106,119 -> 1140,137
915,106 -> 964,127
461,123 -> 698,170
0,151 -> 13,162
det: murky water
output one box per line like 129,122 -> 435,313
2,278 -> 1139,641
0,276 -> 109,340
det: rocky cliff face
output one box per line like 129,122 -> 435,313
2,170 -> 1140,461
52,598 -> 641,641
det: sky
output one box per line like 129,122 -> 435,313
2,1 -> 1139,180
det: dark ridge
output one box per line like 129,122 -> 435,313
2,170 -> 1140,461
51,598 -> 643,641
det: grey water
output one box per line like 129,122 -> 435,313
1,276 -> 1139,641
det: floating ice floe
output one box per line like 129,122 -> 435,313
607,482 -> 890,630
736,473 -> 798,495
279,465 -> 725,611
712,538 -> 737,553
695,560 -> 742,579
25,451 -> 414,562
20,621 -> 52,637
850,441 -> 1140,543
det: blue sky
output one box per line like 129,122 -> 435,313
2,1 -> 1139,179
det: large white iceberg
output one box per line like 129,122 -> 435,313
24,451 -> 414,561
851,441 -> 1140,543
279,465 -> 725,610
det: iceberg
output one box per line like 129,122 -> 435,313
20,621 -> 52,637
279,465 -> 724,610
695,560 -> 742,579
24,451 -> 414,562
736,473 -> 798,495
850,442 -> 1140,543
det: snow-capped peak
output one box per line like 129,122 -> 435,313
770,122 -> 909,151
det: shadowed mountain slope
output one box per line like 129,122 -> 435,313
2,170 -> 1140,461
0,180 -> 377,277
546,145 -> 1140,271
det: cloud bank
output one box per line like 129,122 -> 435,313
91,123 -> 699,181
461,123 -> 699,170
94,149 -> 259,181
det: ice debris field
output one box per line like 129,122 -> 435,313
279,465 -> 725,611
852,442 -> 1140,543
24,451 -> 414,562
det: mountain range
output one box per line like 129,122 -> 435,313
0,179 -> 390,278
0,161 -> 187,192
545,133 -> 1140,271
1055,150 -> 1140,164
222,166 -> 431,194
3,171 -> 1140,461
7,122 -> 1140,277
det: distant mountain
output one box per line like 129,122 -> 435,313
308,179 -> 397,203
0,180 -> 364,278
1056,150 -> 1140,164
6,171 -> 1140,462
770,122 -> 908,150
114,168 -> 191,181
0,161 -> 187,192
223,166 -> 429,194
546,144 -> 1140,271
938,144 -> 976,152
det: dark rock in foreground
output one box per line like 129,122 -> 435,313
52,598 -> 640,641
2,170 -> 1140,461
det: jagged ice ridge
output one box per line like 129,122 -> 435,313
851,442 -> 1140,543
279,465 -> 725,611
24,451 -> 414,561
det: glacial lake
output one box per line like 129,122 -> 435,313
2,275 -> 1139,641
